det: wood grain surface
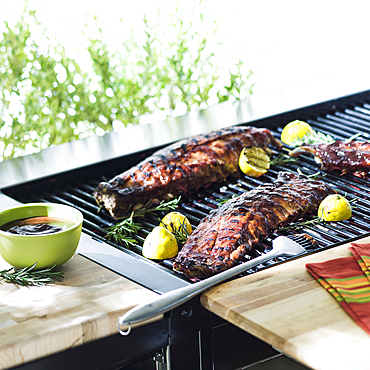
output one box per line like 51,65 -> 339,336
0,235 -> 160,369
201,236 -> 370,370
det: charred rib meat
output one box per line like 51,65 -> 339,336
290,140 -> 370,175
173,172 -> 334,278
93,126 -> 282,219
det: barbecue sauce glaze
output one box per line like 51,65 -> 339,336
0,217 -> 74,235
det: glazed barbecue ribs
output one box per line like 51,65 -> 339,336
290,140 -> 370,175
94,126 -> 282,219
173,172 -> 334,278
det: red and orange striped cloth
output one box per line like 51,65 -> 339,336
306,242 -> 370,334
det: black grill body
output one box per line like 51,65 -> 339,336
2,90 -> 370,369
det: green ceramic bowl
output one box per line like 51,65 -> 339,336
0,203 -> 83,269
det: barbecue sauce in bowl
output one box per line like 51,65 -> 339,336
0,216 -> 74,236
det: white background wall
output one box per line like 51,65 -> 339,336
1,0 -> 370,97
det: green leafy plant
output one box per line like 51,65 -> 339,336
0,9 -> 96,159
0,3 -> 253,162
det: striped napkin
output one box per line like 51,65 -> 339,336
306,242 -> 370,335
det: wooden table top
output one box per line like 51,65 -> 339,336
0,233 -> 160,370
201,236 -> 370,370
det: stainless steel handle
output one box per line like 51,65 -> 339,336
117,247 -> 281,333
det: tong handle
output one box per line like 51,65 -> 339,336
117,248 -> 280,333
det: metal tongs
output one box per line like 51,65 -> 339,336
117,236 -> 306,335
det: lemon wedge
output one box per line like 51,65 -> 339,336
142,226 -> 178,260
318,194 -> 352,221
239,147 -> 270,177
161,211 -> 192,235
281,120 -> 314,145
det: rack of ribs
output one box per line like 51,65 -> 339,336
173,172 -> 334,278
93,125 -> 282,219
290,140 -> 370,175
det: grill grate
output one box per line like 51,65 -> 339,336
4,92 -> 370,286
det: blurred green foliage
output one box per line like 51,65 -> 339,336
0,5 -> 253,161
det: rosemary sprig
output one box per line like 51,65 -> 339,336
127,197 -> 181,219
270,153 -> 298,166
172,228 -> 190,247
292,129 -> 365,147
0,263 -> 64,287
160,217 -> 190,247
344,132 -> 362,143
296,168 -> 325,179
292,130 -> 335,147
278,216 -> 326,232
216,194 -> 237,205
349,197 -> 358,208
106,214 -> 142,247
106,197 -> 182,247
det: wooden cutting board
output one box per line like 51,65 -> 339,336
201,236 -> 370,370
0,233 -> 160,370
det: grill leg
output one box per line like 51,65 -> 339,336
158,333 -> 202,370
154,348 -> 167,370
155,297 -> 207,370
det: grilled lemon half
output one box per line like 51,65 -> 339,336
161,211 -> 192,235
318,194 -> 352,221
281,120 -> 313,145
239,146 -> 270,177
142,226 -> 178,260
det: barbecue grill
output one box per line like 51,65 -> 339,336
1,89 -> 370,369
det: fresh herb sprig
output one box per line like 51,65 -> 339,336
0,263 -> 64,287
132,197 -> 181,218
105,215 -> 142,247
216,194 -> 238,205
160,217 -> 190,247
278,216 -> 326,232
270,153 -> 298,166
296,168 -> 325,180
292,130 -> 335,147
106,197 -> 182,247
171,227 -> 190,247
344,133 -> 362,143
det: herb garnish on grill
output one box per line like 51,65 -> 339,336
106,197 -> 181,247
